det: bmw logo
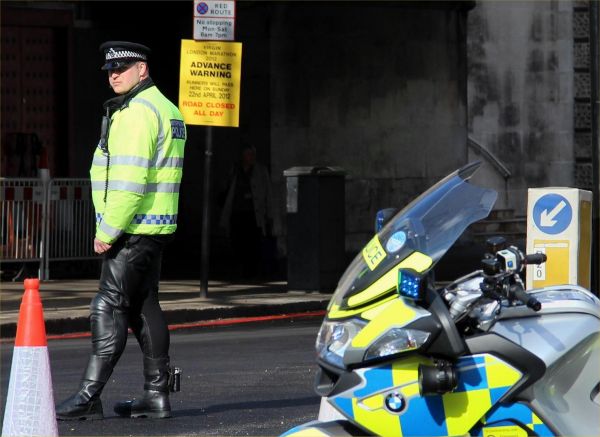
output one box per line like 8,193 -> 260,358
384,392 -> 406,414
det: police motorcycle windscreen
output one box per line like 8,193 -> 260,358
327,161 -> 497,320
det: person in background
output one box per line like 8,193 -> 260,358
219,143 -> 275,279
56,41 -> 186,420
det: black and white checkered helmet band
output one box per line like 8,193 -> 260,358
105,48 -> 147,61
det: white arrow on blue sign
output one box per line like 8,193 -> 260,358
533,193 -> 572,235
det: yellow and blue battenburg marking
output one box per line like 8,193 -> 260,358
474,402 -> 554,437
329,354 -> 523,436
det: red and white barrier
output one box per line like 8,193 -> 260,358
0,185 -> 44,202
0,178 -> 96,278
49,184 -> 90,201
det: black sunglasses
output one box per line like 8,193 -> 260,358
108,62 -> 136,75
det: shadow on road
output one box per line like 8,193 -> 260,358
173,396 -> 321,417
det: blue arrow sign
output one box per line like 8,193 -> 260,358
533,193 -> 572,235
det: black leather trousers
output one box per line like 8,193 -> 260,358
91,234 -> 171,367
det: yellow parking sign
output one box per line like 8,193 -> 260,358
179,39 -> 242,127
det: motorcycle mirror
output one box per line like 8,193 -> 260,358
485,236 -> 507,254
482,258 -> 501,275
375,208 -> 399,233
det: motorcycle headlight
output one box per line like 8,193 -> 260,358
364,328 -> 430,361
316,319 -> 366,368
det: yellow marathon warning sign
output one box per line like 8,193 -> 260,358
179,39 -> 242,127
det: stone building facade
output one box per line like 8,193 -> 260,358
467,0 -> 595,215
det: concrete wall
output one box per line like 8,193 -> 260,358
268,3 -> 471,253
467,0 -> 575,213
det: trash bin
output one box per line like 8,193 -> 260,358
284,166 -> 346,292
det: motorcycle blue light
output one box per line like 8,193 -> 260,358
375,210 -> 386,232
398,270 -> 421,300
375,208 -> 398,232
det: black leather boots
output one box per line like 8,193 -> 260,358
113,356 -> 172,419
56,355 -> 113,420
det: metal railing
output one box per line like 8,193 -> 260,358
0,179 -> 45,262
1,177 -> 96,280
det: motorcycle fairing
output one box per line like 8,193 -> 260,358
350,299 -> 432,349
328,295 -> 398,320
473,402 -> 555,436
342,298 -> 436,367
348,251 -> 433,308
329,354 -> 523,436
323,251 -> 437,368
328,252 -> 433,320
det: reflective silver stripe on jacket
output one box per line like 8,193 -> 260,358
131,98 -> 184,169
154,156 -> 184,168
93,153 -> 183,169
92,180 -> 180,194
131,97 -> 167,165
98,218 -> 122,239
93,155 -> 183,168
146,182 -> 180,193
91,180 -> 146,194
93,155 -> 151,168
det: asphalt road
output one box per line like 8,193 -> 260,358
0,318 -> 324,436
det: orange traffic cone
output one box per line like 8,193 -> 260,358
1,278 -> 58,437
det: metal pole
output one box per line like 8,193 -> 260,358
590,0 -> 599,295
200,126 -> 213,297
39,170 -> 50,280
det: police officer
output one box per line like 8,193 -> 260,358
56,41 -> 186,420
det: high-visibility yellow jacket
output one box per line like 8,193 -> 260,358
90,85 -> 186,244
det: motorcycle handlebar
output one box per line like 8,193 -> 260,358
510,284 -> 542,311
524,253 -> 547,265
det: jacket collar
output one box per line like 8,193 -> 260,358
103,77 -> 155,115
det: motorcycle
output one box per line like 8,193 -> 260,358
282,162 -> 600,437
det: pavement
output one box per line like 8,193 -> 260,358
0,278 -> 332,340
